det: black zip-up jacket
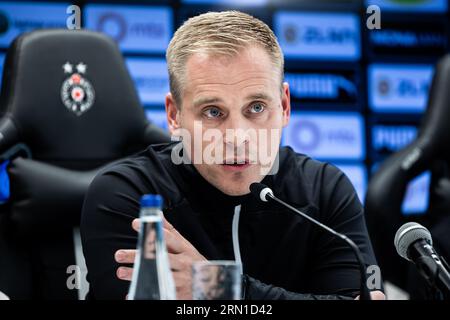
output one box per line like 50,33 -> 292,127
81,142 -> 379,300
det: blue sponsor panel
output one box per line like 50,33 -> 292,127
366,0 -> 448,13
0,2 -> 69,48
274,11 -> 361,61
402,171 -> 430,215
182,0 -> 268,4
84,5 -> 172,53
369,21 -> 448,57
126,58 -> 169,107
145,109 -> 169,132
372,124 -> 418,155
283,112 -> 365,161
334,163 -> 367,203
285,70 -> 358,106
372,163 -> 430,215
368,64 -> 434,113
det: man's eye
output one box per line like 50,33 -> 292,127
203,107 -> 223,119
249,103 -> 265,114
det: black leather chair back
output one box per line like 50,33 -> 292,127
365,54 -> 450,296
0,29 -> 169,299
0,29 -> 168,169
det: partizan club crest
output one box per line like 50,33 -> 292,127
60,62 -> 95,116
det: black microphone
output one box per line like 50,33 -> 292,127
394,222 -> 450,296
249,182 -> 372,300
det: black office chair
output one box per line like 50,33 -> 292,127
0,29 -> 170,299
365,54 -> 450,298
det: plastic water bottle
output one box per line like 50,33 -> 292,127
128,194 -> 176,300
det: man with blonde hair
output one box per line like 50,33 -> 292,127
81,11 -> 384,300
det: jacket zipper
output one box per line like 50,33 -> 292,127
232,204 -> 243,275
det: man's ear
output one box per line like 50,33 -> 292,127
281,82 -> 291,128
165,92 -> 180,135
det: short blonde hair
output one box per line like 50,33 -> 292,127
166,11 -> 284,107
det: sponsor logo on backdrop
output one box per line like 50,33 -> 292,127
369,22 -> 447,56
85,5 -> 172,53
60,62 -> 95,116
95,12 -> 166,43
126,58 -> 169,106
283,112 -> 365,160
365,0 -> 447,13
285,72 -> 357,103
274,12 -> 361,61
97,12 -> 127,42
368,64 -> 434,113
372,125 -> 417,153
402,171 -> 430,214
290,120 -> 320,151
0,2 -> 67,48
371,29 -> 446,49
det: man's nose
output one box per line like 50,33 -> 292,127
223,114 -> 251,147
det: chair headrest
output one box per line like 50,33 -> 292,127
365,54 -> 450,222
0,29 -> 150,164
418,53 -> 450,159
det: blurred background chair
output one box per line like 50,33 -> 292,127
0,29 -> 170,300
365,54 -> 450,299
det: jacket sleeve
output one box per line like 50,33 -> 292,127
243,275 -> 353,300
306,164 -> 382,297
80,167 -> 151,300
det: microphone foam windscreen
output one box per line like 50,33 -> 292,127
394,222 -> 432,260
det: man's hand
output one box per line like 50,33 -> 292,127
355,290 -> 386,300
114,218 -> 207,299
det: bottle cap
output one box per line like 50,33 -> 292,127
140,194 -> 163,208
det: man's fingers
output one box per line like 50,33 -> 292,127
133,217 -> 188,254
133,217 -> 171,232
354,290 -> 386,300
134,217 -> 176,236
369,291 -> 386,300
165,228 -> 184,254
162,216 -> 175,231
163,216 -> 192,248
115,249 -> 136,264
132,219 -> 140,232
163,216 -> 185,241
168,254 -> 180,271
116,267 -> 133,281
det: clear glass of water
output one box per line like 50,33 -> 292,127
192,260 -> 242,300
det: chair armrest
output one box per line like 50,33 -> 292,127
0,117 -> 20,154
7,158 -> 107,234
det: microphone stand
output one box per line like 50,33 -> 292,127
266,193 -> 372,301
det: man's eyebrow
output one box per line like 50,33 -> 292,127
246,93 -> 273,102
192,97 -> 223,108
192,93 -> 272,108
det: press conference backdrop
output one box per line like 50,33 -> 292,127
0,0 -> 447,215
